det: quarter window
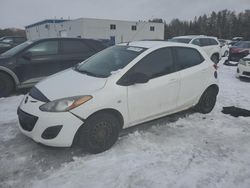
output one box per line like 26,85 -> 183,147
128,48 -> 174,79
27,41 -> 58,56
175,47 -> 204,70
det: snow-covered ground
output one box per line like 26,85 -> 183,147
1,61 -> 250,188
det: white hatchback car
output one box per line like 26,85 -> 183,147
170,35 -> 222,63
237,54 -> 250,78
18,41 -> 219,153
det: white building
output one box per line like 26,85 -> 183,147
25,18 -> 165,44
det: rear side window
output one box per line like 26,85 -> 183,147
209,39 -> 219,45
14,38 -> 26,43
175,47 -> 204,70
61,40 -> 91,53
192,39 -> 201,46
129,47 -> 174,79
200,38 -> 218,46
200,38 -> 210,46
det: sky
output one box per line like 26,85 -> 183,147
0,0 -> 249,29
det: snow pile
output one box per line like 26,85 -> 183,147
0,95 -> 23,124
0,63 -> 250,188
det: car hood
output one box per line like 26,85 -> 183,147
35,69 -> 108,101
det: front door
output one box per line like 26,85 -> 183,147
125,47 -> 180,124
15,40 -> 60,84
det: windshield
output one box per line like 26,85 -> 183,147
1,41 -> 32,56
169,38 -> 192,44
75,45 -> 146,78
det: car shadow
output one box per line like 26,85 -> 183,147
239,77 -> 250,83
120,109 -> 194,136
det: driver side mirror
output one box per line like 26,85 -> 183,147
118,72 -> 150,86
22,51 -> 32,60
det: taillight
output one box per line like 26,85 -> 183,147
231,48 -> 242,53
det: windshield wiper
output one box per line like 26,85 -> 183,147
74,68 -> 106,78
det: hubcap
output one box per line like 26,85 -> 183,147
90,121 -> 113,147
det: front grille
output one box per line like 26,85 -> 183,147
17,108 -> 38,132
243,71 -> 250,76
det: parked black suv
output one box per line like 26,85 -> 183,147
0,36 -> 27,54
0,38 -> 105,97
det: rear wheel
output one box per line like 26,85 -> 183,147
211,54 -> 219,64
0,72 -> 14,97
77,112 -> 121,154
195,88 -> 218,114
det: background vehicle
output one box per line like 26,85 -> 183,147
228,41 -> 250,62
18,41 -> 219,153
0,36 -> 27,54
237,54 -> 250,78
0,38 -> 105,97
170,35 -> 221,63
218,39 -> 229,57
229,37 -> 243,46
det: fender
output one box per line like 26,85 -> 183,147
0,66 -> 20,86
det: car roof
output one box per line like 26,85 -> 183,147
173,35 -> 217,40
30,37 -> 101,43
118,40 -> 198,49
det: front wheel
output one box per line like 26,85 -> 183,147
77,112 -> 121,154
0,72 -> 14,98
195,88 -> 218,114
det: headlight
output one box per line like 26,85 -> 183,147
239,59 -> 246,66
39,95 -> 92,112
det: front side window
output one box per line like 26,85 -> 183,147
75,46 -> 146,78
27,41 -> 58,56
127,47 -> 174,79
2,41 -> 32,57
175,47 -> 204,70
61,40 -> 91,53
150,26 -> 155,31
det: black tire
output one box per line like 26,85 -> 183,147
77,112 -> 121,154
211,54 -> 219,64
195,88 -> 218,114
0,72 -> 14,97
